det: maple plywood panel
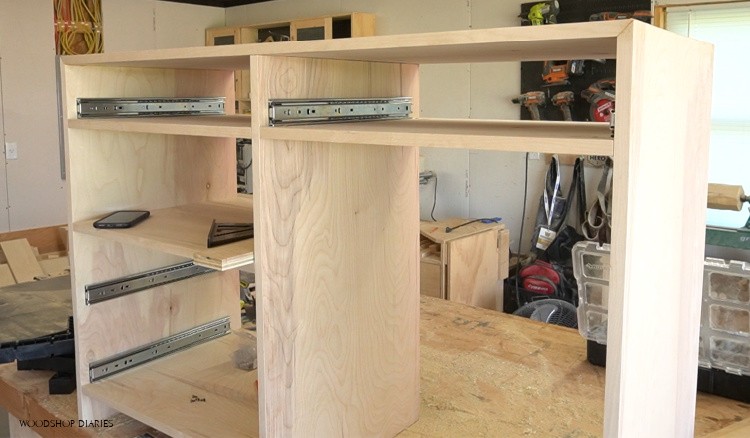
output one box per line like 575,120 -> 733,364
251,55 -> 419,437
72,199 -> 253,270
66,131 -> 235,222
0,240 -> 45,283
446,231 -> 501,310
0,265 -> 15,287
255,139 -> 420,437
69,232 -> 240,421
604,21 -> 714,436
83,332 -> 258,438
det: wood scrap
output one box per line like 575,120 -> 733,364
0,239 -> 45,283
39,256 -> 70,277
0,264 -> 15,287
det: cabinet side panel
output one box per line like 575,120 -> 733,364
69,233 -> 239,421
251,56 -> 419,436
604,22 -> 713,437
446,232 -> 500,310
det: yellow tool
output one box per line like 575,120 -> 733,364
526,1 -> 560,26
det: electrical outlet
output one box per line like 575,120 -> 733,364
5,142 -> 18,160
528,152 -> 541,160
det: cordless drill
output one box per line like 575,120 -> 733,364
512,91 -> 546,121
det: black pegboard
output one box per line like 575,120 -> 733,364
517,0 -> 650,121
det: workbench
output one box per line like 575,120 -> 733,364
2,279 -> 749,437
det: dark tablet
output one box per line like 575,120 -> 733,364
93,210 -> 150,229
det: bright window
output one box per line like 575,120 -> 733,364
667,4 -> 750,228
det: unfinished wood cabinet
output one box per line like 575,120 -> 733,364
61,19 -> 712,437
419,219 -> 509,310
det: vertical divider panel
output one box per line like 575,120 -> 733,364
251,55 -> 421,436
604,21 -> 713,437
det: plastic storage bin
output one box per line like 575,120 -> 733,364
571,242 -> 750,402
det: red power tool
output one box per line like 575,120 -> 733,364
580,79 -> 615,122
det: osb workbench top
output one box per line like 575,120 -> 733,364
1,286 -> 749,437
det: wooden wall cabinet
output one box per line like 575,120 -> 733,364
61,20 -> 712,437
420,219 -> 509,310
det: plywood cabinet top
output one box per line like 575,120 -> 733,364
61,19 -> 633,70
421,218 -> 505,244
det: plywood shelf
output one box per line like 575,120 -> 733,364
83,331 -> 259,438
68,115 -> 253,138
261,118 -> 613,155
72,198 -> 253,270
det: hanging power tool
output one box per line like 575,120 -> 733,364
580,79 -> 615,122
589,10 -> 652,23
542,59 -> 585,87
512,91 -> 546,121
551,91 -> 574,121
522,1 -> 560,26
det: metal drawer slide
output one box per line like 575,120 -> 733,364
89,316 -> 230,382
85,261 -> 214,305
268,97 -> 412,125
77,97 -> 225,118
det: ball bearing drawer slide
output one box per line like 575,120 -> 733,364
85,261 -> 214,305
268,97 -> 412,125
77,97 -> 225,118
89,316 -> 230,382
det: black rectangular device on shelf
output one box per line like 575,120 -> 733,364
93,210 -> 150,229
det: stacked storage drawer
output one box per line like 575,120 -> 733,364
572,242 -> 750,401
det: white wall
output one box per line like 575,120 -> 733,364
102,0 -> 225,51
0,0 -> 65,232
227,0 -> 558,253
0,0 -> 223,233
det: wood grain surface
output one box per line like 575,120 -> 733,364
261,119 -> 613,155
604,21 -> 714,437
447,230 -> 502,309
83,332 -> 258,438
251,55 -> 420,437
72,199 -> 253,270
